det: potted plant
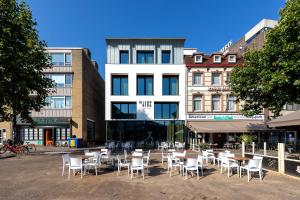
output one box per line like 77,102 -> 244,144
238,134 -> 257,150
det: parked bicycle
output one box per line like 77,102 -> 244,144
0,139 -> 29,155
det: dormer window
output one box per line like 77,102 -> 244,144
213,55 -> 221,63
194,55 -> 203,63
228,55 -> 236,63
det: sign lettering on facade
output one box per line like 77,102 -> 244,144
187,114 -> 264,121
208,86 -> 230,92
139,101 -> 152,109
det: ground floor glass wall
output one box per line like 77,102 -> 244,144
106,120 -> 185,148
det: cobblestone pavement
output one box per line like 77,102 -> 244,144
0,151 -> 300,200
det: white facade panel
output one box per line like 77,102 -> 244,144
105,64 -> 186,121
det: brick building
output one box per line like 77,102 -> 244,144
0,47 -> 105,146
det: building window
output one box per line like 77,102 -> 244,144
228,55 -> 236,63
55,128 -> 71,141
20,128 -> 43,141
162,75 -> 179,95
137,75 -> 153,95
154,102 -> 178,119
193,96 -> 202,112
112,75 -> 128,95
46,74 -> 72,88
193,73 -> 202,85
120,50 -> 129,64
162,50 -> 171,64
46,96 -> 72,109
50,53 -> 72,66
227,95 -> 236,111
212,95 -> 221,111
212,72 -> 221,85
226,72 -> 231,84
137,51 -> 154,64
111,103 -> 136,119
195,55 -> 203,63
213,55 -> 221,63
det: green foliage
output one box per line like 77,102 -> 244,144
229,0 -> 300,117
198,143 -> 208,149
0,0 -> 53,124
238,134 -> 257,145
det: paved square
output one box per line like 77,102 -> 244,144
0,152 -> 300,200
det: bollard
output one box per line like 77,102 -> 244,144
242,141 -> 245,157
252,142 -> 255,154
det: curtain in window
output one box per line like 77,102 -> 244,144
194,96 -> 202,111
193,73 -> 201,85
212,95 -> 220,111
170,77 -> 178,95
212,73 -> 220,85
227,96 -> 235,111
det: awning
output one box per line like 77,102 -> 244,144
268,110 -> 300,128
188,121 -> 268,133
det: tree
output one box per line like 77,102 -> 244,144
229,0 -> 300,117
0,0 -> 53,138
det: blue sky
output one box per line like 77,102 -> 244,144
26,0 -> 285,78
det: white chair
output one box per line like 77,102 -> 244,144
131,157 -> 144,180
197,155 -> 204,176
132,152 -> 143,157
117,155 -> 130,176
220,157 -> 239,177
203,150 -> 215,165
68,157 -> 83,179
124,150 -> 129,163
167,155 -> 182,177
183,158 -> 199,180
143,151 -> 150,173
215,152 -> 225,167
61,154 -> 70,176
240,157 -> 263,182
135,149 -> 143,152
161,151 -> 168,164
85,153 -> 101,176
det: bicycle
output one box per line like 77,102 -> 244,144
23,142 -> 37,153
0,140 -> 29,155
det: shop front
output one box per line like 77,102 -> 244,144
106,120 -> 185,148
187,114 -> 268,148
16,117 -> 71,146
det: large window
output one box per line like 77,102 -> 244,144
212,95 -> 221,111
193,96 -> 202,112
137,75 -> 153,95
212,72 -> 221,85
46,74 -> 72,87
20,128 -> 43,141
120,50 -> 129,64
193,73 -> 202,85
112,103 -> 136,119
227,95 -> 236,111
112,75 -> 128,95
137,51 -> 154,64
163,75 -> 179,95
45,96 -> 72,109
50,53 -> 71,66
56,128 -> 71,141
162,50 -> 171,64
154,102 -> 178,119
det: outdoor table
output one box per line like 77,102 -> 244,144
230,156 -> 250,177
127,155 -> 143,160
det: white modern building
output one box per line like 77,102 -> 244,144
105,38 -> 186,147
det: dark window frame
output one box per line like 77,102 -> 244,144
137,75 -> 154,96
137,50 -> 154,64
161,50 -> 171,64
162,75 -> 179,95
154,102 -> 179,119
111,75 -> 128,96
119,50 -> 129,64
111,102 -> 137,119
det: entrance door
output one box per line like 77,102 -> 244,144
44,129 -> 54,146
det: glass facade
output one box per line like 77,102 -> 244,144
112,75 -> 128,95
111,102 -> 136,119
162,75 -> 179,95
137,75 -> 153,95
154,102 -> 178,119
162,50 -> 171,64
106,120 -> 185,145
137,51 -> 154,64
120,50 -> 129,64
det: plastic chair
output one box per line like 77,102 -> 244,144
183,158 -> 199,180
240,158 -> 263,182
61,154 -> 70,176
69,157 -> 83,179
85,153 -> 101,176
117,155 -> 130,176
220,157 -> 239,177
167,155 -> 182,177
131,157 -> 144,180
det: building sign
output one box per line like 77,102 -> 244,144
187,114 -> 264,121
208,86 -> 230,92
139,101 -> 152,109
220,40 -> 232,53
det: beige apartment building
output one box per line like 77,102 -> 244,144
184,49 -> 267,147
0,47 -> 105,146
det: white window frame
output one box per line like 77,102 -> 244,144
228,55 -> 236,63
193,96 -> 202,112
50,52 -> 72,66
212,95 -> 221,112
213,55 -> 222,63
194,55 -> 203,63
227,95 -> 236,111
193,73 -> 202,85
46,96 -> 72,109
211,72 -> 221,86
